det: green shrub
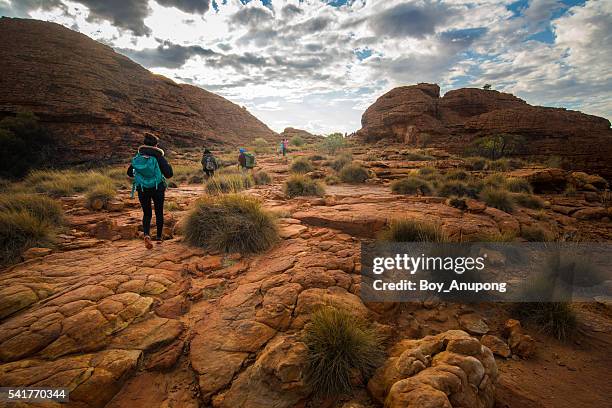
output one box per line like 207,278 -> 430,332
513,302 -> 576,341
520,225 -> 555,242
304,307 -> 385,395
437,180 -> 479,198
339,164 -> 369,184
445,169 -> 470,181
253,171 -> 272,185
253,137 -> 269,153
390,176 -> 433,195
165,201 -> 180,211
205,173 -> 253,194
466,134 -> 525,160
290,157 -> 314,174
318,133 -> 345,154
480,187 -> 514,212
85,182 -> 116,209
290,135 -> 305,146
417,166 -> 436,177
464,157 -> 489,171
183,194 -> 278,253
324,175 -> 340,185
378,219 -> 448,242
0,112 -> 57,179
284,175 -> 325,198
330,153 -> 353,171
0,193 -> 63,225
483,173 -> 507,189
505,177 -> 532,193
514,193 -> 545,209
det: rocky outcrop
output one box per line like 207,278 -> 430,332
280,127 -> 323,144
0,18 -> 277,164
358,83 -> 612,179
368,330 -> 498,408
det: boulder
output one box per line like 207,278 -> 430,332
22,247 -> 52,260
503,319 -> 536,359
480,335 -> 511,358
368,330 -> 497,408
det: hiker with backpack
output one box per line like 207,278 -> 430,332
201,148 -> 218,178
127,133 -> 173,249
238,147 -> 256,172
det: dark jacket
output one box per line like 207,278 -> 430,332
127,146 -> 173,189
238,152 -> 247,167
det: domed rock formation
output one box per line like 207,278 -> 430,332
0,18 -> 277,164
358,83 -> 612,179
280,127 -> 323,144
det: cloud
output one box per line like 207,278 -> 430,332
368,2 -> 455,39
117,41 -> 216,68
156,0 -> 210,14
76,0 -> 151,36
280,4 -> 303,20
230,5 -> 273,26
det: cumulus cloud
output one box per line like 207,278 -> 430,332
3,0 -> 610,132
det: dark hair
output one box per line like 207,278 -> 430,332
204,148 -> 211,154
143,133 -> 159,146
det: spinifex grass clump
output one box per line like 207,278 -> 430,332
284,175 -> 325,198
513,192 -> 545,209
205,173 -> 253,194
390,176 -> 433,195
480,187 -> 515,212
378,219 -> 448,243
183,194 -> 278,254
339,163 -> 369,183
253,171 -> 272,185
24,170 -> 116,197
303,307 -> 385,396
513,302 -> 576,341
85,182 -> 117,209
290,157 -> 314,174
0,193 -> 64,265
437,180 -> 479,198
330,153 -> 353,171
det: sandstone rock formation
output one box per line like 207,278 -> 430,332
280,127 -> 323,144
0,18 -> 277,164
358,83 -> 612,179
368,330 -> 498,408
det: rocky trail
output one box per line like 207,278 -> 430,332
1,149 -> 611,408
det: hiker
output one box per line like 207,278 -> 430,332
201,148 -> 218,179
238,147 -> 256,171
127,133 -> 173,249
280,139 -> 288,157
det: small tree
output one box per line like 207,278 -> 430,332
253,137 -> 268,153
319,132 -> 345,155
483,84 -> 492,90
467,134 -> 524,160
290,135 -> 304,147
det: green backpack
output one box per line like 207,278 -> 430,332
131,152 -> 165,197
244,152 -> 256,168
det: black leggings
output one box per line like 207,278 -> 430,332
137,187 -> 165,238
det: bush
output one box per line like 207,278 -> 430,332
324,175 -> 340,185
330,153 -> 353,171
339,164 -> 369,184
483,173 -> 507,189
319,133 -> 345,155
0,211 -> 55,265
205,173 -> 253,194
520,225 -> 555,242
390,176 -> 433,195
378,219 -> 448,242
445,169 -> 470,181
437,180 -> 479,198
309,154 -> 326,161
466,134 -> 525,160
480,187 -> 514,212
0,193 -> 64,225
463,157 -> 489,171
290,157 -> 314,174
290,135 -> 305,147
303,307 -> 384,395
85,182 -> 116,209
417,166 -> 436,177
24,170 -> 115,197
253,137 -> 269,153
513,302 -> 576,341
403,150 -> 433,161
447,196 -> 467,210
514,193 -> 545,209
284,175 -> 325,198
183,194 -> 278,253
0,112 -> 57,179
505,177 -> 532,193
253,171 -> 272,185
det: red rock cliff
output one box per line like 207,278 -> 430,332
358,83 -> 612,179
0,18 -> 277,164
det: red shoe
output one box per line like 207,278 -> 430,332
144,235 -> 153,250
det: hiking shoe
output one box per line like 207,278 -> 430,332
144,235 -> 153,250
153,236 -> 164,244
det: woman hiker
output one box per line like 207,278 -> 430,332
201,148 -> 218,179
127,133 -> 173,249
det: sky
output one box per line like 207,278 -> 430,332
1,0 -> 611,134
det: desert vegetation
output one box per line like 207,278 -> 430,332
284,175 -> 325,198
377,219 -> 448,243
339,163 -> 369,184
183,194 -> 278,253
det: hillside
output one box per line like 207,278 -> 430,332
357,83 -> 612,179
0,18 -> 277,164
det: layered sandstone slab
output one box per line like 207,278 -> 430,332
0,18 -> 277,164
358,83 -> 612,179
